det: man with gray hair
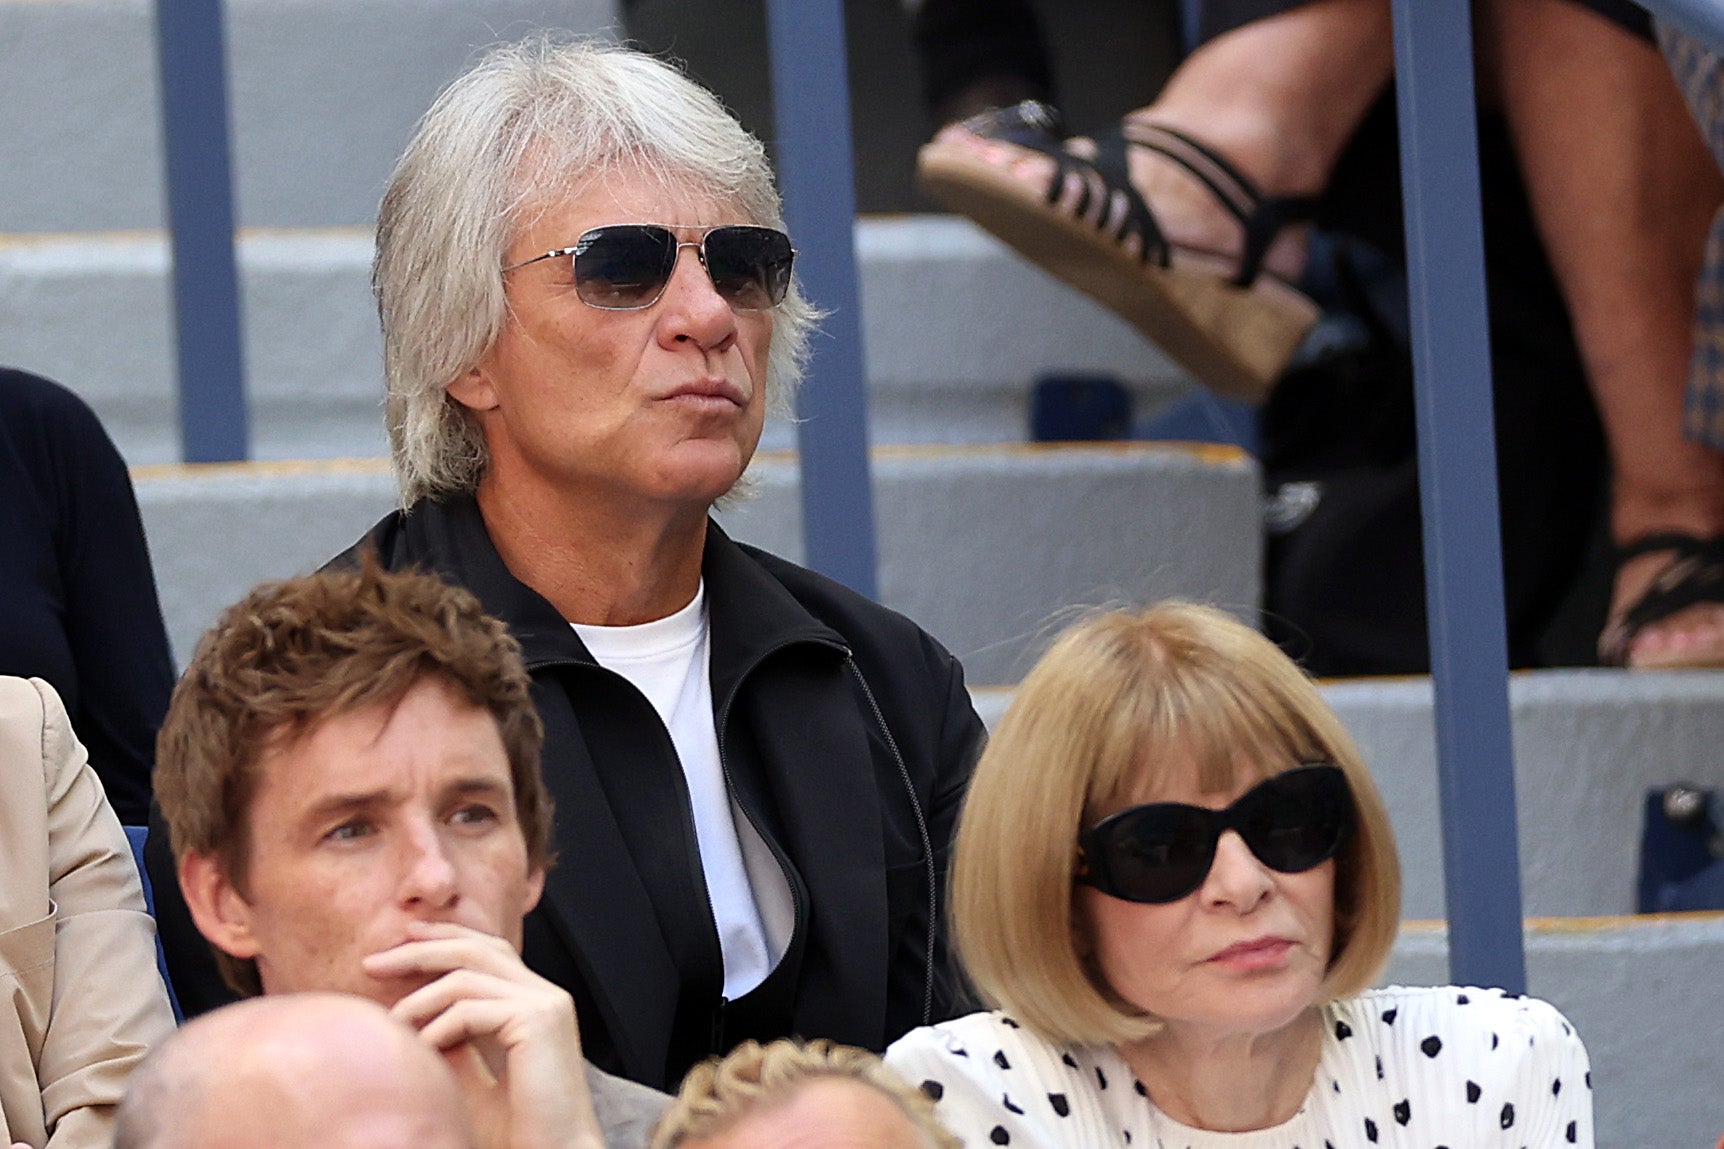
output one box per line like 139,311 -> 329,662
114,994 -> 476,1149
150,35 -> 984,1094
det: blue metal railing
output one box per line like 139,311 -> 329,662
153,0 -> 248,463
1388,0 -> 1525,993
764,0 -> 881,598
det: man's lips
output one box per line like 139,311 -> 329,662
662,378 -> 747,405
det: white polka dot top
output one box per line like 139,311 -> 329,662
885,986 -> 1592,1148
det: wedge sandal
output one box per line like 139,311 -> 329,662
917,101 -> 1322,404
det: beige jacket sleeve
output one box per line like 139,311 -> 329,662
0,677 -> 176,1149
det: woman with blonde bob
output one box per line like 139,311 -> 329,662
887,603 -> 1593,1147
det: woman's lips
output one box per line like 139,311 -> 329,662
1206,936 -> 1296,970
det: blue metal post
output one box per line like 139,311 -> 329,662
1390,0 -> 1527,992
154,0 -> 249,462
764,0 -> 880,599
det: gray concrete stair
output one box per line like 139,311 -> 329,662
0,0 -> 618,234
2,218 -> 1193,466
135,442 -> 1259,684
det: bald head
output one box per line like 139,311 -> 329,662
115,993 -> 475,1149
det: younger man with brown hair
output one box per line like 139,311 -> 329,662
153,562 -> 667,1149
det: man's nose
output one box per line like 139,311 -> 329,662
658,243 -> 737,345
399,823 -> 459,908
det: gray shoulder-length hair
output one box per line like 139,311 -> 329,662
374,36 -> 818,506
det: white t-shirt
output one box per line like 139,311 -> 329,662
574,582 -> 792,998
886,986 -> 1593,1147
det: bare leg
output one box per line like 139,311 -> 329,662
1129,0 -> 1393,267
1486,0 -> 1724,665
932,0 -> 1394,279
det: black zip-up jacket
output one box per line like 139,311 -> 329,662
149,495 -> 983,1091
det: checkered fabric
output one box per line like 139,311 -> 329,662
1660,22 -> 1724,451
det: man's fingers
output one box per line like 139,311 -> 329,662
410,995 -> 519,1052
401,918 -> 514,948
363,933 -> 524,982
389,967 -> 513,1029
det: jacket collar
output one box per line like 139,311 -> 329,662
401,494 -> 590,664
700,520 -> 850,697
403,495 -> 848,682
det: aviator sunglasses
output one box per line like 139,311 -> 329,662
503,223 -> 795,312
1076,764 -> 1354,904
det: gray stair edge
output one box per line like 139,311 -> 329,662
136,443 -> 1261,685
0,0 -> 622,232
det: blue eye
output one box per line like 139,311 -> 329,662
323,819 -> 372,843
452,804 -> 501,828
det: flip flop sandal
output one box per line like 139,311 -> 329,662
1597,532 -> 1724,668
917,101 -> 1322,404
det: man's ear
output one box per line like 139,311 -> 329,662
523,864 -> 547,916
446,364 -> 499,414
179,849 -> 262,961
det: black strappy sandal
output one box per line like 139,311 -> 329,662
1598,532 -> 1724,667
917,101 -> 1322,403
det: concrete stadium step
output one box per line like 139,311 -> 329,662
0,0 -> 618,234
1322,671 -> 1724,921
980,671 -> 1724,1146
1,230 -> 389,463
2,219 -> 1192,465
133,443 -> 1260,686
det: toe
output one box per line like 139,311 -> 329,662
1625,603 -> 1724,668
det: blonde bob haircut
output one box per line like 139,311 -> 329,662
951,601 -> 1401,1049
375,35 -> 818,506
651,1038 -> 959,1149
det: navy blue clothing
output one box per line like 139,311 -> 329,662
0,368 -> 172,824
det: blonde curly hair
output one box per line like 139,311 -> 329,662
651,1038 -> 959,1149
